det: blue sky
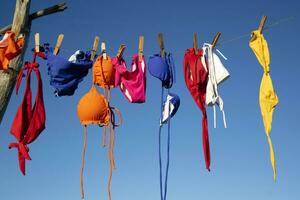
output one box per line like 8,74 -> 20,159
1,0 -> 300,199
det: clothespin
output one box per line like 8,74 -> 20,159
211,32 -> 221,49
53,34 -> 64,55
157,32 -> 165,58
258,16 -> 267,33
138,36 -> 144,62
117,44 -> 126,59
90,36 -> 99,61
193,32 -> 198,55
101,42 -> 107,59
35,33 -> 40,52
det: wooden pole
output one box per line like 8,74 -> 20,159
0,3 -> 67,35
0,1 -> 67,124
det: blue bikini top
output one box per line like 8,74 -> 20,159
148,52 -> 175,89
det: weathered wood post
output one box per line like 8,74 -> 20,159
0,1 -> 67,124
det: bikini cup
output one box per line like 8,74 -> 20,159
93,55 -> 116,88
184,48 -> 208,88
77,85 -> 109,125
148,53 -> 174,89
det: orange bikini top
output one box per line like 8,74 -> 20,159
77,85 -> 110,125
93,55 -> 116,88
77,52 -> 122,200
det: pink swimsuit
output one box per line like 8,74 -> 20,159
112,55 -> 146,103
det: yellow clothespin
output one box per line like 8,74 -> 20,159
258,16 -> 267,33
90,36 -> 99,61
101,42 -> 107,59
117,44 -> 126,59
157,32 -> 165,58
35,33 -> 40,52
138,36 -> 144,62
212,32 -> 221,49
53,34 -> 64,55
193,32 -> 198,55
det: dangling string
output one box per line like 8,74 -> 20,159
106,88 -> 122,200
111,123 -> 116,169
163,89 -> 171,200
107,120 -> 113,200
158,86 -> 164,200
80,125 -> 87,200
158,87 -> 172,200
102,125 -> 107,147
102,87 -> 108,147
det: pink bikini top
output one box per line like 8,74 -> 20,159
112,55 -> 146,103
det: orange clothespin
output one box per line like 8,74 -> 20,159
53,34 -> 64,55
101,42 -> 107,59
138,36 -> 144,62
90,36 -> 99,61
157,33 -> 165,58
212,32 -> 221,49
193,32 -> 198,55
117,44 -> 126,59
35,33 -> 40,52
258,16 -> 267,33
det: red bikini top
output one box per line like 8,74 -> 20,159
9,52 -> 46,175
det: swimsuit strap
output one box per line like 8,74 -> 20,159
80,125 -> 87,200
158,87 -> 171,200
166,53 -> 176,86
106,104 -> 122,200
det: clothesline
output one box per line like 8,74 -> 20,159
47,15 -> 295,58
218,16 -> 295,46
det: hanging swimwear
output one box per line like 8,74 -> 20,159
202,43 -> 229,129
41,44 -> 93,96
160,93 -> 180,125
249,30 -> 278,181
0,31 -> 24,70
183,48 -> 210,171
77,53 -> 122,200
113,54 -> 146,103
9,51 -> 46,175
148,52 -> 180,200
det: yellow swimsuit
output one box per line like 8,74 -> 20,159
249,30 -> 279,181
